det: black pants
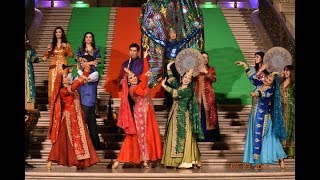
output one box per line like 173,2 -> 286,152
82,105 -> 100,150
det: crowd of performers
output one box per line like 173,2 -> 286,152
25,0 -> 294,171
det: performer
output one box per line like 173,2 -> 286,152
25,33 -> 40,110
161,61 -> 204,168
194,51 -> 221,142
116,43 -> 144,86
76,54 -> 101,150
112,49 -> 163,169
139,0 -> 204,87
280,65 -> 295,158
46,61 -> 100,171
235,61 -> 287,169
42,26 -> 74,101
75,32 -> 101,66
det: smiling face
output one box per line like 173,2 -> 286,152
55,28 -> 63,39
261,73 -> 274,86
169,29 -> 177,40
202,53 -> 208,65
128,73 -> 138,85
182,73 -> 192,86
254,54 -> 263,64
84,33 -> 93,44
283,68 -> 291,79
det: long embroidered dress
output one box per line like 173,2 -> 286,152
116,57 -> 163,163
280,82 -> 295,157
43,43 -> 74,100
25,47 -> 39,109
194,65 -> 220,142
161,68 -> 204,168
242,68 -> 287,165
47,68 -> 100,168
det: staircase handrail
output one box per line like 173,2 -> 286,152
258,0 -> 295,64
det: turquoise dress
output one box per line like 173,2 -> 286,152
242,68 -> 287,165
25,48 -> 39,107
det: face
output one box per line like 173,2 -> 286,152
283,68 -> 291,79
128,73 -> 138,85
55,29 -> 63,39
254,54 -> 262,64
129,47 -> 138,59
169,30 -> 176,40
85,33 -> 93,44
62,75 -> 71,85
261,74 -> 274,86
182,73 -> 192,86
202,53 -> 208,65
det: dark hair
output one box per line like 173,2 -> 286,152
254,51 -> 265,71
50,26 -> 68,52
284,65 -> 295,83
129,43 -> 140,52
80,32 -> 96,53
82,54 -> 95,62
25,33 -> 32,50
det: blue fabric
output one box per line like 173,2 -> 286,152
78,67 -> 98,107
243,113 -> 287,164
271,75 -> 287,141
243,69 -> 287,165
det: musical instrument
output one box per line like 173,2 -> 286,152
25,109 -> 40,134
263,46 -> 292,73
175,48 -> 204,77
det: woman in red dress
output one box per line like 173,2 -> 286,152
112,49 -> 163,169
46,60 -> 100,171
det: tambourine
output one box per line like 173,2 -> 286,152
175,48 -> 204,77
264,46 -> 292,72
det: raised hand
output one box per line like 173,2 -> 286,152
235,61 -> 245,66
161,77 -> 167,88
145,70 -> 153,77
167,61 -> 174,70
61,43 -> 67,48
143,47 -> 150,58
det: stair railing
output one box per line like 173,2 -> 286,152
258,0 -> 295,64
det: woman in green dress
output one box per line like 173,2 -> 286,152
161,61 -> 204,168
280,65 -> 295,158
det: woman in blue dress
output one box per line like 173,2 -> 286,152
236,61 -> 287,169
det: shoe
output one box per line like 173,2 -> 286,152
143,161 -> 149,169
279,159 -> 285,169
25,161 -> 35,168
46,161 -> 52,171
112,161 -> 119,169
195,160 -> 202,169
177,162 -> 193,169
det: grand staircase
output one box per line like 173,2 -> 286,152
26,6 -> 295,180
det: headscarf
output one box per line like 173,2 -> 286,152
188,77 -> 204,140
271,74 -> 287,141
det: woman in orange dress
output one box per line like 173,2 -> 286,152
43,26 -> 74,101
112,49 -> 163,169
46,61 -> 100,170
